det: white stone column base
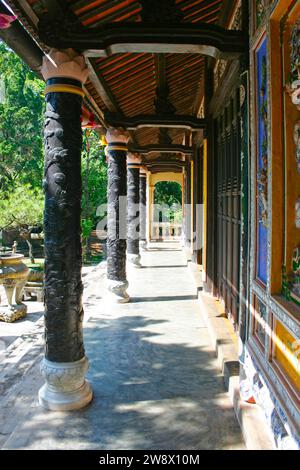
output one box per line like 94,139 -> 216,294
139,240 -> 147,251
38,357 -> 93,411
106,279 -> 130,304
127,253 -> 141,268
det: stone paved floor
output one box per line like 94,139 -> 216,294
1,243 -> 245,450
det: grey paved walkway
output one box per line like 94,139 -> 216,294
1,243 -> 245,450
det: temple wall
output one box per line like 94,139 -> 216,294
243,0 -> 300,449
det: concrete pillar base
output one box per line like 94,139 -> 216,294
139,240 -> 147,250
38,357 -> 93,411
106,279 -> 130,303
127,253 -> 141,268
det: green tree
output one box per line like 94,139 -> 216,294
0,184 -> 44,229
0,41 -> 45,192
0,184 -> 44,262
154,181 -> 182,206
81,130 -> 107,254
154,181 -> 182,223
0,43 -> 109,261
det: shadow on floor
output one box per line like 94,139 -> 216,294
6,313 -> 245,450
141,265 -> 188,269
147,248 -> 182,252
130,295 -> 198,303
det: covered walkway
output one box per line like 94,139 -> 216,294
1,243 -> 244,450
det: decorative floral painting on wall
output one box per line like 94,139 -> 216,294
283,19 -> 300,308
256,35 -> 268,285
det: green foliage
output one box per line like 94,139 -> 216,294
81,130 -> 107,231
172,208 -> 183,223
0,41 -> 45,193
154,181 -> 182,223
154,181 -> 182,206
0,184 -> 44,229
81,218 -> 94,240
0,44 -> 108,247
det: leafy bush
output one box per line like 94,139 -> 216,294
0,183 -> 44,230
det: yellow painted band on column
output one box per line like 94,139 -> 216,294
107,145 -> 128,152
44,84 -> 85,98
127,165 -> 141,169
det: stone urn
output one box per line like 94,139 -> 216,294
23,264 -> 44,302
0,253 -> 29,322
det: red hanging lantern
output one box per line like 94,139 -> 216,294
81,105 -> 95,129
0,13 -> 16,29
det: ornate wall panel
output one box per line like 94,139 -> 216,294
281,17 -> 300,311
255,35 -> 268,286
253,295 -> 268,350
273,319 -> 300,391
246,0 -> 300,448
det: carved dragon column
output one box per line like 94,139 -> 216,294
139,167 -> 147,250
39,49 -> 92,410
106,128 -> 130,303
127,153 -> 142,268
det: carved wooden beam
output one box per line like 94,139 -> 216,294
105,113 -> 206,131
145,159 -> 186,173
128,145 -> 193,156
86,58 -> 121,114
38,21 -> 248,60
146,159 -> 185,166
149,168 -> 183,174
0,1 -> 43,73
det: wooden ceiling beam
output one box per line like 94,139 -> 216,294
38,21 -> 248,60
128,144 -> 193,156
39,1 -> 137,136
105,113 -> 206,131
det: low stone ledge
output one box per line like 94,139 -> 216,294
197,290 -> 275,450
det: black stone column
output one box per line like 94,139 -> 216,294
139,170 -> 147,249
106,130 -> 130,302
127,159 -> 141,267
38,49 -> 92,411
43,77 -> 84,362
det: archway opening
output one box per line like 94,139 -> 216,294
153,181 -> 182,241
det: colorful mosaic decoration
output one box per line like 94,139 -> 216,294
243,348 -> 300,449
286,20 -> 300,174
255,298 -> 267,346
255,0 -> 272,30
256,36 -> 268,284
296,197 -> 300,229
256,0 -> 265,28
291,247 -> 300,306
289,20 -> 300,84
282,247 -> 300,307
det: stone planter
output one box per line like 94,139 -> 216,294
0,253 -> 29,322
23,264 -> 44,302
